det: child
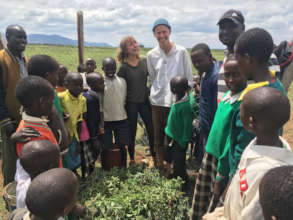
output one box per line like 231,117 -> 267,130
16,140 -> 60,208
228,28 -> 286,177
190,55 -> 247,220
8,168 -> 79,220
14,76 -> 62,196
101,56 -> 129,167
56,65 -> 68,93
58,72 -> 87,174
27,55 -> 69,153
164,76 -> 196,183
259,166 -> 293,220
190,43 -> 222,164
81,58 -> 97,90
224,87 -> 293,220
86,72 -> 105,134
80,73 -> 105,176
85,58 -> 97,74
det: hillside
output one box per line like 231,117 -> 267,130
28,34 -> 112,47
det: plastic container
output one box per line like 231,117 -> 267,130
103,144 -> 123,171
3,181 -> 17,212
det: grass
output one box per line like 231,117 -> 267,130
24,44 -> 225,74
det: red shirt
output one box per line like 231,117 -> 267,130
16,120 -> 63,167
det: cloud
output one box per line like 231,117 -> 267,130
1,0 -> 292,49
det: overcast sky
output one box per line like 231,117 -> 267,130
1,0 -> 292,49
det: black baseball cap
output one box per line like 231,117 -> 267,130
217,9 -> 245,25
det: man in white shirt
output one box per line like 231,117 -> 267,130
147,18 -> 193,170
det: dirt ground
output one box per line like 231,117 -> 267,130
1,87 -> 293,218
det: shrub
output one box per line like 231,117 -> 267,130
79,165 -> 189,219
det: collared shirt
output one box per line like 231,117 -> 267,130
6,48 -> 28,79
224,137 -> 293,220
103,75 -> 127,121
147,44 -> 193,107
58,90 -> 87,141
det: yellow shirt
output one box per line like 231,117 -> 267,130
58,90 -> 87,141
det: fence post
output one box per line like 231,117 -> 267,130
77,11 -> 84,66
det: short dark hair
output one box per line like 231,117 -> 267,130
259,166 -> 293,220
26,168 -> 78,218
191,43 -> 211,56
170,76 -> 189,95
86,72 -> 103,86
28,55 -> 59,77
15,76 -> 54,108
20,140 -> 60,178
64,72 -> 83,85
242,86 -> 290,132
235,28 -> 273,64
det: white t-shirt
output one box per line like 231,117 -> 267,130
146,44 -> 193,107
224,137 -> 293,220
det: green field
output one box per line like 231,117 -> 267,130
24,44 -> 225,73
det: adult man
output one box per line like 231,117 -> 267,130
0,25 -> 28,186
217,9 -> 245,102
147,18 -> 193,171
217,9 -> 280,101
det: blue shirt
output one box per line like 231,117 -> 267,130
199,61 -> 222,133
83,90 -> 100,138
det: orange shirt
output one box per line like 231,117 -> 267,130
16,119 -> 63,167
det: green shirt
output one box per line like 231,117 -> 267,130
229,77 -> 286,176
205,91 -> 241,177
165,92 -> 197,149
54,90 -> 63,118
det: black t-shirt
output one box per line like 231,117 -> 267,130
117,58 -> 149,103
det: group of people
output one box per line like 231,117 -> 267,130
0,7 -> 293,220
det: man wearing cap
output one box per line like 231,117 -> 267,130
0,25 -> 28,186
216,9 -> 245,102
146,18 -> 193,171
216,9 -> 280,102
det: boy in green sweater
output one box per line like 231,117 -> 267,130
164,76 -> 197,183
190,55 -> 247,220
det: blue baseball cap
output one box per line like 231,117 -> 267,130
152,18 -> 171,32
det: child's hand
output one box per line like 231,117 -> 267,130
63,113 -> 70,121
213,179 -> 225,200
10,127 -> 40,143
71,203 -> 86,217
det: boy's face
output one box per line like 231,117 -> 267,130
45,69 -> 59,88
234,43 -> 252,80
39,94 -> 55,117
219,20 -> 243,48
90,77 -> 105,93
86,60 -> 96,73
153,25 -> 171,48
102,60 -> 116,78
191,49 -> 211,74
224,60 -> 247,94
58,67 -> 68,85
66,77 -> 83,97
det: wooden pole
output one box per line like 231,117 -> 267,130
77,10 -> 84,65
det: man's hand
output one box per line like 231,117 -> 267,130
1,120 -> 16,138
11,127 -> 40,143
213,179 -> 226,200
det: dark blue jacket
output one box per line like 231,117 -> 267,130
199,61 -> 222,134
83,90 -> 100,138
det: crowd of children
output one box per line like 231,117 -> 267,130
1,8 -> 293,220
